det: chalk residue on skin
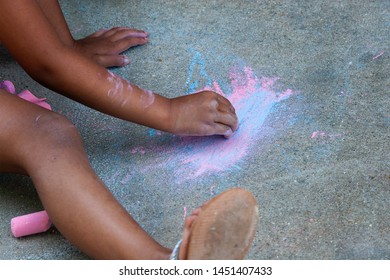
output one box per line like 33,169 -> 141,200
106,70 -> 155,109
106,71 -> 123,97
34,115 -> 42,125
106,71 -> 133,107
140,89 -> 155,108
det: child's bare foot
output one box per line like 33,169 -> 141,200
74,27 -> 148,67
172,188 -> 259,260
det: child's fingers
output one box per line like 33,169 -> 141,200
103,27 -> 148,40
113,36 -> 148,53
88,28 -> 148,42
99,29 -> 148,54
94,54 -> 130,68
98,37 -> 147,57
211,94 -> 236,117
74,27 -> 149,68
214,112 -> 238,134
211,123 -> 235,138
89,28 -> 110,38
215,111 -> 238,129
215,97 -> 238,131
217,99 -> 236,115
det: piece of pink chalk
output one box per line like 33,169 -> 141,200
17,89 -> 52,111
11,210 -> 52,238
0,80 -> 16,94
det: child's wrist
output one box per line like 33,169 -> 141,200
157,97 -> 176,134
164,98 -> 182,135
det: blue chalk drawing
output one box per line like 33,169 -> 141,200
185,49 -> 213,94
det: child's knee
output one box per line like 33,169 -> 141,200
0,111 -> 83,173
31,113 -> 82,150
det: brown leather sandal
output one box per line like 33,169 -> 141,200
170,187 -> 259,260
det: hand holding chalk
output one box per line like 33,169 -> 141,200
169,91 -> 238,137
11,210 -> 52,238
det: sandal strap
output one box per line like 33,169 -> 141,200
169,239 -> 182,260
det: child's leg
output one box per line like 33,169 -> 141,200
1,89 -> 258,259
0,90 -> 171,259
35,0 -> 149,68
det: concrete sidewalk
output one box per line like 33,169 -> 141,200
0,0 -> 389,259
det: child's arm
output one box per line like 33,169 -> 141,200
0,0 -> 238,137
36,0 -> 149,68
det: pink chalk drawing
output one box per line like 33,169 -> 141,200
138,63 -> 296,180
177,67 -> 294,177
131,146 -> 146,155
372,51 -> 385,60
311,131 -> 342,141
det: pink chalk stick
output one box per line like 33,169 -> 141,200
17,89 -> 52,111
0,80 -> 52,110
11,210 -> 52,238
0,80 -> 16,94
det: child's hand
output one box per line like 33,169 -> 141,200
74,27 -> 148,68
169,91 -> 238,138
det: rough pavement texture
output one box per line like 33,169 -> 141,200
0,0 -> 389,259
